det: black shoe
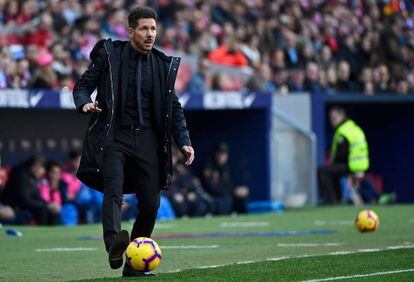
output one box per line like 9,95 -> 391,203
122,263 -> 156,277
108,230 -> 130,269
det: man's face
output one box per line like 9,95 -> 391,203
215,151 -> 229,165
31,161 -> 45,179
329,110 -> 344,128
49,166 -> 62,183
129,18 -> 157,53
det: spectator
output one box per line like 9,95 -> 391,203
394,77 -> 409,95
186,55 -> 210,96
209,37 -> 248,67
269,48 -> 286,70
60,151 -> 82,204
28,50 -> 58,88
246,63 -> 276,93
0,155 -> 54,225
50,42 -> 72,77
211,71 -> 235,91
38,161 -> 63,225
273,67 -> 289,94
304,62 -> 323,94
165,147 -> 211,217
201,143 -> 249,215
336,61 -> 360,93
240,34 -> 261,68
202,143 -> 233,215
283,30 -> 301,68
24,11 -> 54,47
359,67 -> 373,95
326,66 -> 338,91
61,151 -> 101,224
375,64 -> 391,93
288,67 -> 305,92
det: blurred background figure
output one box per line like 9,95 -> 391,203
318,107 -> 369,204
209,37 -> 248,68
165,146 -> 211,218
0,155 -> 53,225
38,161 -> 63,225
186,54 -> 210,96
202,143 -> 249,215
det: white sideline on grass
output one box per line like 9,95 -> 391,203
313,220 -> 354,226
302,268 -> 414,282
166,244 -> 414,274
277,243 -> 341,247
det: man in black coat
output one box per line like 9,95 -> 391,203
72,7 -> 194,276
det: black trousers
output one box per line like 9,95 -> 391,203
317,163 -> 348,204
102,127 -> 160,252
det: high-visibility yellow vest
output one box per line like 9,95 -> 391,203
331,119 -> 369,172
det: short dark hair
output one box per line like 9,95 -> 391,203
128,7 -> 157,29
330,106 -> 347,117
26,155 -> 45,168
46,160 -> 62,172
68,150 -> 81,160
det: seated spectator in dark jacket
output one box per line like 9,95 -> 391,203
0,155 -> 53,225
202,143 -> 249,215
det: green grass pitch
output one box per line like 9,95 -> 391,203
0,205 -> 413,281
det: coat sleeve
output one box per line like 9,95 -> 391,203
171,90 -> 191,148
72,43 -> 107,114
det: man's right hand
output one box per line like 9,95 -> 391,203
82,101 -> 102,113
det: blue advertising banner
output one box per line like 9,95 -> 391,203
0,90 -> 271,110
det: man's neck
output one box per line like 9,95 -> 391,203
131,41 -> 149,55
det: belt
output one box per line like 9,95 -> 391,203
120,124 -> 142,130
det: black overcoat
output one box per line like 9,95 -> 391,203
73,39 -> 191,193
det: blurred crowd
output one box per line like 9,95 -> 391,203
1,0 -> 414,95
0,143 -> 249,226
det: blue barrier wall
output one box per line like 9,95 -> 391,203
186,108 -> 271,201
312,94 -> 414,203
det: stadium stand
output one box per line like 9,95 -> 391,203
1,0 -> 414,94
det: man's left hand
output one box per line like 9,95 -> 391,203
181,146 -> 195,166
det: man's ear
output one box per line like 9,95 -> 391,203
128,27 -> 134,36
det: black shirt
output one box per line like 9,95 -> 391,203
121,43 -> 153,127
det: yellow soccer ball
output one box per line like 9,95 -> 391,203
355,210 -> 379,232
125,237 -> 162,272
